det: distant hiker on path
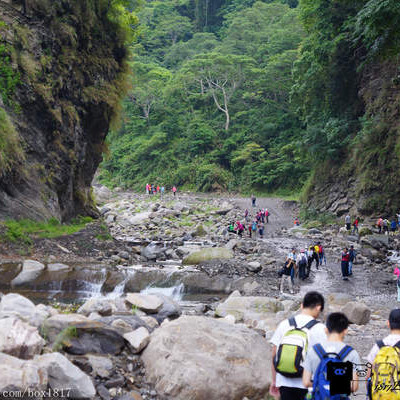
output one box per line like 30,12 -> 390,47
341,247 -> 350,280
345,214 -> 351,231
160,186 -> 165,199
348,245 -> 356,276
236,221 -> 244,237
391,218 -> 397,235
265,208 -> 269,223
258,221 -> 264,239
245,209 -> 249,222
279,256 -> 295,294
377,217 -> 383,234
146,184 -> 150,195
352,217 -> 359,235
251,194 -> 256,208
251,220 -> 258,239
172,186 -> 177,197
297,249 -> 308,280
383,218 -> 389,235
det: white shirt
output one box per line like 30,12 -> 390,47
270,314 -> 327,388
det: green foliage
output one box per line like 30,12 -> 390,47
0,43 -> 20,106
52,326 -> 78,352
1,216 -> 93,244
0,108 -> 24,175
100,0 -> 310,193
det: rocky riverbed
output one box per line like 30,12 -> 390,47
0,187 -> 399,399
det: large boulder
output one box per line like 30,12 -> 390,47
126,212 -> 152,226
36,352 -> 96,399
78,298 -> 112,317
61,321 -> 126,355
0,352 -> 48,393
0,293 -> 45,328
341,302 -> 371,325
125,293 -> 163,314
215,294 -> 284,323
11,260 -> 45,286
182,248 -> 233,265
41,313 -> 90,343
96,315 -> 148,333
0,317 -> 45,359
142,316 -> 271,400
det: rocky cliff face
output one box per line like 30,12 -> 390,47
0,0 -> 129,220
304,60 -> 400,217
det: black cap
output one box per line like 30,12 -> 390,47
389,309 -> 400,328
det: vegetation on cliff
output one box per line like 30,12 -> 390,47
0,0 -> 138,220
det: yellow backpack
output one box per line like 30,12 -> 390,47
370,340 -> 400,400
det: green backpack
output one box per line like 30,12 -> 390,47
274,317 -> 319,377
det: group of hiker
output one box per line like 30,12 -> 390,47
279,244 -> 325,294
270,291 -> 400,400
227,206 -> 271,239
145,184 -> 177,197
345,213 -> 400,235
376,215 -> 400,235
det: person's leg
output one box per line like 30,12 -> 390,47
288,276 -> 294,294
280,275 -> 285,293
348,261 -> 353,275
341,261 -> 347,277
279,386 -> 308,400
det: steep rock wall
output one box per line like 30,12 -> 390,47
304,60 -> 400,217
0,0 -> 129,220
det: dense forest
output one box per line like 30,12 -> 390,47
100,0 -> 400,211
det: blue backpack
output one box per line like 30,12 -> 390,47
312,344 -> 353,400
252,222 -> 257,231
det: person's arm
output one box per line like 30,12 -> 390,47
270,345 -> 279,397
351,369 -> 359,393
303,369 -> 313,388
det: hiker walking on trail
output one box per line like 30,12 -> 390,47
383,218 -> 389,235
251,220 -> 257,239
303,312 -> 361,397
287,248 -> 297,286
160,186 -> 165,199
297,249 -> 308,280
352,217 -> 359,235
270,292 -> 326,400
235,221 -> 244,237
316,242 -> 325,266
313,245 -> 320,270
345,214 -> 351,231
391,218 -> 397,235
377,217 -> 383,234
341,247 -> 350,280
172,186 -> 177,197
265,208 -> 269,223
279,257 -> 295,294
306,247 -> 314,278
261,209 -> 265,223
348,245 -> 356,276
244,209 -> 249,222
258,221 -> 264,239
366,309 -> 400,399
394,266 -> 400,302
146,183 -> 150,195
251,194 -> 256,208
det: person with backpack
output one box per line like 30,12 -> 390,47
348,245 -> 356,276
251,220 -> 257,239
235,221 -> 244,237
383,218 -> 390,235
270,292 -> 327,400
297,249 -> 308,280
251,194 -> 256,208
303,312 -> 361,399
279,258 -> 295,294
266,209 -> 270,223
317,242 -> 325,266
306,246 -> 315,278
244,209 -> 249,222
366,309 -> 400,399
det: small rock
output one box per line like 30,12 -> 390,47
78,298 -> 113,317
246,262 -> 261,273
